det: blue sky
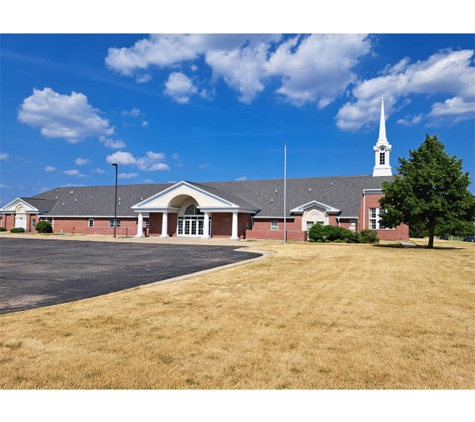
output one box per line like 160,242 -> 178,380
1,29 -> 474,206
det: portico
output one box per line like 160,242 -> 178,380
131,181 -> 258,240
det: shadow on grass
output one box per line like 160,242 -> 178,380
373,243 -> 463,250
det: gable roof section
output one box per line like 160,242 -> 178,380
0,197 -> 56,214
290,200 -> 340,214
131,181 -> 261,213
203,175 -> 395,218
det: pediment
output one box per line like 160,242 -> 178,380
131,181 -> 236,211
0,198 -> 39,213
290,200 -> 340,215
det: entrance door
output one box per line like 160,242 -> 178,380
177,203 -> 210,237
15,214 -> 27,229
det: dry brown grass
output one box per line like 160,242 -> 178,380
1,239 -> 474,389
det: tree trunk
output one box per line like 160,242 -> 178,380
427,218 -> 435,248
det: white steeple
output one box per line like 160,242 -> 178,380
372,98 -> 392,177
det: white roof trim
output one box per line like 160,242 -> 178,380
131,181 -> 238,210
0,197 -> 40,213
290,200 -> 340,215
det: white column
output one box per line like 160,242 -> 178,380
160,211 -> 169,237
202,212 -> 211,239
230,212 -> 239,240
135,212 -> 144,237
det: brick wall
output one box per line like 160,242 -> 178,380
47,217 -> 138,236
359,193 -> 409,240
246,216 -> 307,241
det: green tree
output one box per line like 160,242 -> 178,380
379,134 -> 475,248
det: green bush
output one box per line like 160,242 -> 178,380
0,227 -> 7,232
359,229 -> 379,243
35,220 -> 53,233
10,227 -> 25,233
308,224 -> 360,243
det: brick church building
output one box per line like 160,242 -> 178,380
0,101 -> 409,241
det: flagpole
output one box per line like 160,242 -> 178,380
284,141 -> 287,244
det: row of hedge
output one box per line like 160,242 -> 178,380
308,225 -> 379,243
1,221 -> 53,234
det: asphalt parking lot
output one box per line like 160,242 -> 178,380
0,237 -> 262,314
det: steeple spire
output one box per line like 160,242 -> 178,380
372,98 -> 393,177
378,98 -> 387,142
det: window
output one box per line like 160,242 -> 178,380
271,220 -> 278,231
88,219 -> 94,227
306,221 -> 314,231
32,219 -> 36,227
379,152 -> 385,165
369,208 -> 390,230
109,219 -> 120,227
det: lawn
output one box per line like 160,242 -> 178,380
0,239 -> 474,389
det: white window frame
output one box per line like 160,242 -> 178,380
109,219 -> 120,228
369,208 -> 391,230
271,220 -> 278,231
88,219 -> 94,227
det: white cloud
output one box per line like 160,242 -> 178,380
265,34 -> 372,107
75,157 -> 91,165
45,165 -> 56,172
118,172 -> 139,179
427,96 -> 475,124
336,49 -> 475,130
64,169 -> 86,177
235,176 -> 247,181
105,34 -> 367,106
397,114 -> 423,126
92,168 -> 105,174
99,136 -> 126,149
0,153 -> 9,160
164,72 -> 197,103
121,108 -> 140,117
106,150 -> 170,171
18,87 -> 114,143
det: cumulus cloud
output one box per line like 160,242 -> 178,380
64,169 -> 86,177
75,157 -> 91,165
118,172 -> 139,179
104,34 -> 368,106
121,108 -> 141,117
45,165 -> 56,172
99,136 -> 126,149
18,88 -> 114,143
0,153 -> 9,160
92,168 -> 105,174
106,151 -> 170,171
336,49 -> 475,130
164,72 -> 197,103
265,34 -> 371,107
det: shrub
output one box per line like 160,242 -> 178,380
308,224 -> 360,243
359,229 -> 379,244
0,227 -> 6,232
10,227 -> 25,233
35,221 -> 53,233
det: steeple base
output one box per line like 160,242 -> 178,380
373,166 -> 392,177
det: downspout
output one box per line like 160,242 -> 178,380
363,191 -> 366,230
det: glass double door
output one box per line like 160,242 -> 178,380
178,216 -> 211,236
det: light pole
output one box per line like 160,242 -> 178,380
112,163 -> 118,238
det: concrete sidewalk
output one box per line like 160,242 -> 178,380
1,232 -> 265,247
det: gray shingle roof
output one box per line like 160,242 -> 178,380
29,175 -> 395,219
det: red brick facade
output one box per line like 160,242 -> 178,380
1,213 -> 40,232
359,192 -> 409,240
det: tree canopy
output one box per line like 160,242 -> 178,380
379,134 -> 475,248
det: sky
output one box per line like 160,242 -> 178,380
1,10 -> 474,207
